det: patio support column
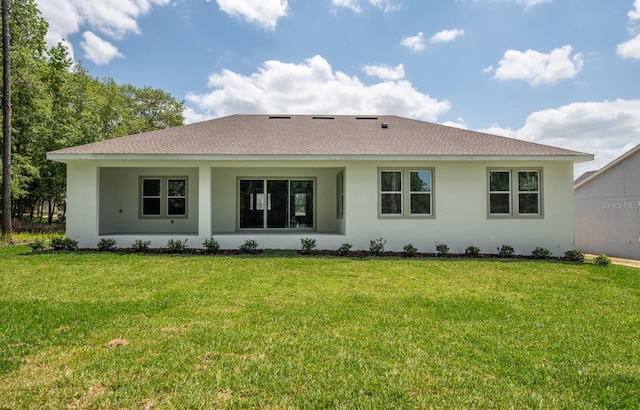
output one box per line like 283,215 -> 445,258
66,162 -> 99,247
198,165 -> 212,239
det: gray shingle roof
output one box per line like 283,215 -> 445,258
48,114 -> 591,159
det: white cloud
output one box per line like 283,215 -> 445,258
629,0 -> 640,20
465,0 -> 551,9
401,32 -> 425,52
332,0 -> 362,12
362,64 -> 405,80
331,0 -> 400,13
430,29 -> 465,43
442,117 -> 468,129
37,0 -> 170,61
516,0 -> 552,8
617,33 -> 640,59
369,0 -> 401,12
80,31 -> 124,65
488,45 -> 584,86
480,99 -> 640,177
215,0 -> 288,30
185,55 -> 450,121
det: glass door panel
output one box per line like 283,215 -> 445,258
240,180 -> 264,228
267,180 -> 289,228
290,181 -> 313,228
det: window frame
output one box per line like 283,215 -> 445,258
237,177 -> 316,231
378,168 -> 434,219
380,170 -> 403,216
487,168 -> 543,218
139,176 -> 188,219
336,170 -> 345,220
141,178 -> 162,217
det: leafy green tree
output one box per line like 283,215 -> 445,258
1,0 -> 185,225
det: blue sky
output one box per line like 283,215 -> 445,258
38,0 -> 640,176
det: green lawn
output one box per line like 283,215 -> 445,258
1,245 -> 639,409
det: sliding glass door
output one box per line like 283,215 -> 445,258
239,179 -> 314,229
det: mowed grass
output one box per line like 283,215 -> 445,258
1,245 -> 639,409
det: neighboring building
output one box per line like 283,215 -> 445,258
575,144 -> 640,259
47,114 -> 592,253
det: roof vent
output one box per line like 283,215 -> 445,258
356,116 -> 378,120
269,116 -> 291,119
381,122 -> 389,129
312,116 -> 335,120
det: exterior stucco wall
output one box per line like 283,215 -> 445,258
575,150 -> 640,259
98,167 -> 199,235
64,159 -> 576,253
340,160 -> 575,254
210,166 -> 342,234
65,162 -> 99,245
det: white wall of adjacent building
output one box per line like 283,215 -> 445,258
575,149 -> 640,259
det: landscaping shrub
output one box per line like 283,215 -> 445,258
28,238 -> 46,253
337,243 -> 353,256
202,237 -> 220,253
435,243 -> 449,257
564,249 -> 585,263
167,239 -> 188,253
300,238 -> 317,255
51,236 -> 78,251
64,239 -> 79,251
498,244 -> 515,258
131,240 -> 151,253
50,236 -> 66,250
240,239 -> 258,254
403,243 -> 417,257
369,238 -> 386,256
593,254 -> 611,266
531,246 -> 552,259
97,238 -> 117,251
465,245 -> 481,257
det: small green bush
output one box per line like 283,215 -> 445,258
498,244 -> 515,258
240,239 -> 258,254
593,254 -> 611,266
300,237 -> 317,255
50,236 -> 66,250
28,238 -> 46,253
435,243 -> 449,257
97,238 -> 117,251
465,245 -> 481,258
51,236 -> 78,251
564,249 -> 585,263
337,243 -> 353,256
369,238 -> 386,256
203,237 -> 220,253
167,239 -> 188,253
403,243 -> 417,257
63,238 -> 79,251
131,240 -> 151,253
531,247 -> 552,259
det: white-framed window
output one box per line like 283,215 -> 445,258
167,178 -> 187,216
380,170 -> 403,215
488,169 -> 541,217
140,177 -> 188,218
379,168 -> 433,217
488,171 -> 511,214
141,178 -> 162,216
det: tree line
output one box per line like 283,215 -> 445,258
1,0 -> 184,230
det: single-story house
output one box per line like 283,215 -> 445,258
47,114 -> 592,253
575,144 -> 640,259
